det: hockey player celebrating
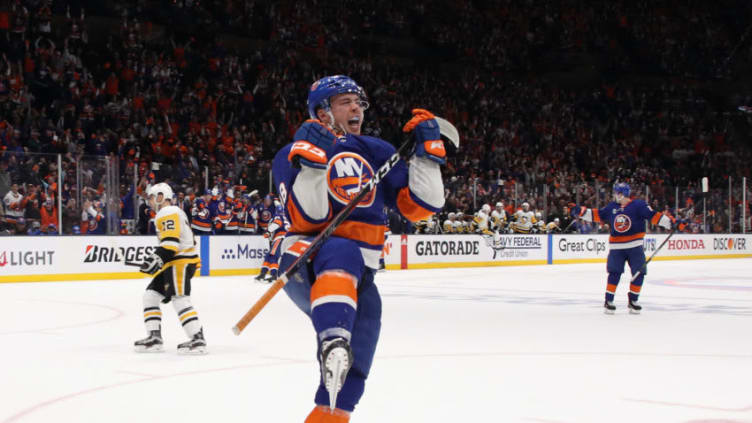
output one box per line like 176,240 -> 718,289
271,75 -> 455,422
134,183 -> 206,354
255,201 -> 289,282
190,190 -> 213,234
572,182 -> 675,314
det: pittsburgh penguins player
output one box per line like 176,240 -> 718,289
134,183 -> 206,354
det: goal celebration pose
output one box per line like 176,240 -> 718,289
271,75 -> 451,422
572,182 -> 675,314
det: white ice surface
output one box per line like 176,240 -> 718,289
1,259 -> 751,423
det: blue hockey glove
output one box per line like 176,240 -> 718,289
288,119 -> 338,169
403,108 -> 446,165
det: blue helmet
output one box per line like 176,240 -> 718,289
613,182 -> 631,197
307,75 -> 368,119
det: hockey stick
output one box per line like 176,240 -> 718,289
562,218 -> 578,233
232,117 -> 460,335
629,227 -> 676,284
629,176 -> 707,283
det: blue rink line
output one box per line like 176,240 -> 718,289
547,234 -> 553,264
200,236 -> 210,276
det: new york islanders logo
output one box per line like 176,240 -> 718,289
261,210 -> 271,222
613,214 -> 632,233
327,152 -> 376,207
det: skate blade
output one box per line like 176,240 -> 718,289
324,350 -> 350,409
604,309 -> 615,315
628,308 -> 641,315
177,346 -> 207,355
134,345 -> 164,353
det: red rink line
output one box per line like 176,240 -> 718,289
1,358 -> 309,423
4,350 -> 750,422
625,398 -> 752,413
0,299 -> 125,335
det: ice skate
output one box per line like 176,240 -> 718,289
320,337 -> 353,410
628,299 -> 642,314
134,330 -> 163,352
262,272 -> 275,283
177,329 -> 207,355
604,300 -> 616,315
254,272 -> 267,282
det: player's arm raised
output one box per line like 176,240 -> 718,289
285,119 -> 336,231
385,108 -> 451,222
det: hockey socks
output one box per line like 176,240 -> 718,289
142,289 -> 164,332
311,270 -> 358,342
310,270 -> 359,410
604,273 -> 620,303
305,405 -> 350,423
173,295 -> 202,338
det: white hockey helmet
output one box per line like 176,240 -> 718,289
495,202 -> 503,208
448,212 -> 456,219
148,182 -> 174,206
481,204 -> 491,214
535,211 -> 541,219
554,218 -> 560,223
522,202 -> 530,210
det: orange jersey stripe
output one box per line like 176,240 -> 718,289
650,212 -> 663,225
310,271 -> 357,304
592,209 -> 601,223
333,220 -> 386,248
396,187 -> 434,223
287,197 -> 330,234
287,240 -> 312,257
609,232 -> 646,243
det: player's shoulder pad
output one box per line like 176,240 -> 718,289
344,134 -> 396,158
155,205 -> 182,221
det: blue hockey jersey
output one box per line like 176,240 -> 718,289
254,201 -> 276,232
589,199 -> 664,249
272,133 -> 444,269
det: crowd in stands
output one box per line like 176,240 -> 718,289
1,0 -> 752,235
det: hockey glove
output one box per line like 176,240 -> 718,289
403,108 -> 446,165
139,253 -> 164,275
570,205 -> 593,222
288,119 -> 338,169
674,219 -> 688,232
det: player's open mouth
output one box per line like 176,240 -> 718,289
347,117 -> 361,130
